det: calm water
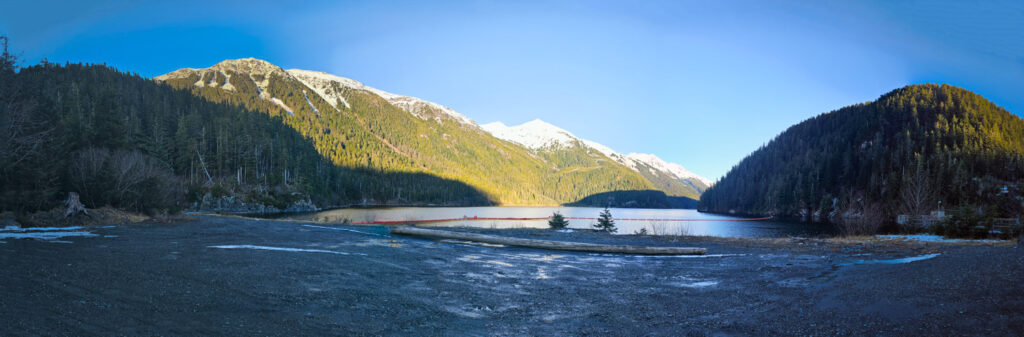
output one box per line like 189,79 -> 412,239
285,207 -> 833,238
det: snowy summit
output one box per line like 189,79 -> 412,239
480,119 -> 580,149
481,119 -> 712,186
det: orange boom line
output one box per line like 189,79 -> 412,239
352,216 -> 772,225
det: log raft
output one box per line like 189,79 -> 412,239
390,226 -> 706,255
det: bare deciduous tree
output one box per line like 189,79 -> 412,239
898,165 -> 935,216
833,190 -> 884,236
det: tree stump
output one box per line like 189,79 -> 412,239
63,192 -> 89,218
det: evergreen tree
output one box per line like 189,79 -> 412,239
594,207 -> 617,233
699,84 -> 1024,225
548,211 -> 569,229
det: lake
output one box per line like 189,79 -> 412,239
283,207 -> 833,238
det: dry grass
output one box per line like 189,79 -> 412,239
2,206 -> 194,228
828,235 -> 1018,247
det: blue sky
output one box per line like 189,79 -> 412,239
3,0 -> 1022,181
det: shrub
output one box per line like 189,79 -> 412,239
834,202 -> 884,237
68,148 -> 182,213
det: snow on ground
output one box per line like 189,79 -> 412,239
3,226 -> 84,232
842,253 -> 941,265
670,278 -> 719,288
270,97 -> 294,116
221,71 -> 234,91
302,224 -> 386,237
302,90 -> 319,115
0,226 -> 98,242
877,234 -> 1010,243
208,245 -> 366,256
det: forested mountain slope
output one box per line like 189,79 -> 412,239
1,55 -> 710,212
0,61 -> 490,212
699,84 -> 1024,221
155,58 -> 662,206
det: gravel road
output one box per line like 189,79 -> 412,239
1,216 -> 1021,336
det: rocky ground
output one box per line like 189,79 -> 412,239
1,215 -> 1022,336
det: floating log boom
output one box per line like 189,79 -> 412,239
390,226 -> 706,255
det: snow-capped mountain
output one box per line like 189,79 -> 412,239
625,153 -> 713,187
480,119 -> 580,149
156,58 -> 708,206
481,119 -> 711,195
158,58 -> 477,126
286,69 -> 476,125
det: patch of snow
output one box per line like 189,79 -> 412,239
270,97 -> 294,116
208,245 -> 365,256
221,71 -> 234,91
302,90 -> 319,115
0,230 -> 98,241
842,253 -> 940,266
302,224 -> 386,236
676,280 -> 718,288
486,260 -> 514,267
0,226 -> 84,232
668,276 -> 718,288
193,73 -> 205,87
536,266 -> 551,279
442,305 -> 487,318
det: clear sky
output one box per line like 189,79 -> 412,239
3,0 -> 1022,181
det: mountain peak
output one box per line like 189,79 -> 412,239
154,57 -> 286,84
210,58 -> 286,76
626,153 -> 713,186
481,119 -> 578,149
481,118 -> 712,196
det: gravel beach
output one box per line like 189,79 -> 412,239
1,215 -> 1022,336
